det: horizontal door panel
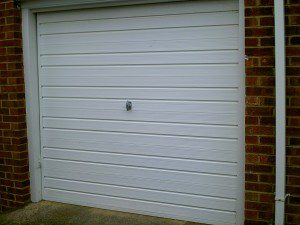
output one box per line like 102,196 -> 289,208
40,65 -> 240,88
40,51 -> 239,66
40,38 -> 238,55
40,26 -> 239,45
43,188 -> 235,225
43,148 -> 237,175
42,129 -> 238,151
41,99 -> 238,125
39,11 -> 238,35
41,99 -> 238,113
43,159 -> 237,197
43,118 -> 238,139
41,76 -> 240,88
42,109 -> 238,126
44,166 -> 237,199
40,64 -> 239,77
44,178 -> 236,211
43,138 -> 238,163
41,87 -> 239,101
38,0 -> 238,24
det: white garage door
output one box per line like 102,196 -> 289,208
37,1 -> 243,224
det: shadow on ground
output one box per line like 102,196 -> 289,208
0,201 -> 204,225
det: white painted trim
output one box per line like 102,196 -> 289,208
22,1 -> 245,224
274,1 -> 286,225
236,1 -> 245,224
22,8 -> 42,202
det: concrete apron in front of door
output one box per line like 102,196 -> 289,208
0,201 -> 207,225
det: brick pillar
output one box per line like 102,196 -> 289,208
245,0 -> 300,224
285,1 -> 300,224
0,0 -> 30,211
245,1 -> 276,224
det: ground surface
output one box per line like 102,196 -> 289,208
0,201 -> 204,225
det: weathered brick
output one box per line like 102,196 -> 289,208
0,0 -> 29,212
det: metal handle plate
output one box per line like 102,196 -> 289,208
126,101 -> 132,111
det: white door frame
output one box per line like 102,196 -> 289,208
21,0 -> 245,224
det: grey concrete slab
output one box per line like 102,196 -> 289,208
0,201 -> 206,225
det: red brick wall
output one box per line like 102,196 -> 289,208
245,0 -> 276,224
285,0 -> 300,224
245,0 -> 300,224
0,0 -> 30,211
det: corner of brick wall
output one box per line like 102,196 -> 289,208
245,0 -> 276,224
285,0 -> 300,224
0,0 -> 30,211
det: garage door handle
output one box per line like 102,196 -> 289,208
126,101 -> 132,111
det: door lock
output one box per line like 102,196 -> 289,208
126,100 -> 132,111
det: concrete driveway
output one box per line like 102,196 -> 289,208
0,201 -> 204,225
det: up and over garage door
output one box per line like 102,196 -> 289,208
37,0 -> 243,224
